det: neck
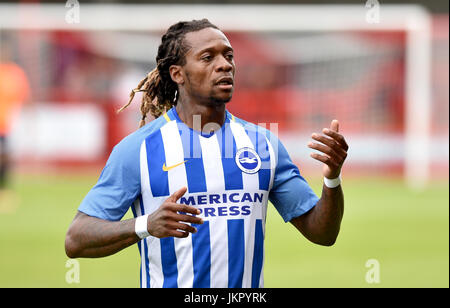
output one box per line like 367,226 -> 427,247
175,97 -> 226,134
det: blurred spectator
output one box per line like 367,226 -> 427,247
0,34 -> 30,200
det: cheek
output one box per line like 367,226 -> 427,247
186,68 -> 211,89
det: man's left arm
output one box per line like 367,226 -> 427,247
290,120 -> 348,246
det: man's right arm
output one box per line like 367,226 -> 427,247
65,211 -> 140,258
65,187 -> 203,258
65,132 -> 143,259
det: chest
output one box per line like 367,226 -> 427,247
141,121 -> 275,199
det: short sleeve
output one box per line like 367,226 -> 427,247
78,136 -> 141,221
268,135 -> 319,223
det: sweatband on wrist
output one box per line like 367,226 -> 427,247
324,174 -> 342,188
135,214 -> 150,239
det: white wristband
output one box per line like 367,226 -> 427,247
324,174 -> 342,188
135,214 -> 150,239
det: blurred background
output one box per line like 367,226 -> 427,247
0,0 -> 448,288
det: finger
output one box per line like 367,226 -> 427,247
309,152 -> 340,168
167,230 -> 190,238
311,133 -> 347,156
167,186 -> 188,203
308,141 -> 344,161
330,119 -> 339,132
166,203 -> 202,216
167,221 -> 198,234
171,212 -> 204,225
322,129 -> 349,151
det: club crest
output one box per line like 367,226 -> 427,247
235,147 -> 261,174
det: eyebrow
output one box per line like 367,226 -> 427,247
196,45 -> 234,55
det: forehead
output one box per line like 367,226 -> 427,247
184,27 -> 232,54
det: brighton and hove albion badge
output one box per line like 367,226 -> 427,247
235,147 -> 261,174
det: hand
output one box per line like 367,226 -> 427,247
147,187 -> 203,238
308,119 -> 349,179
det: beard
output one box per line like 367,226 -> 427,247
206,84 -> 234,106
184,72 -> 234,107
209,92 -> 233,105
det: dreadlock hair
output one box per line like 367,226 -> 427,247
118,19 -> 219,128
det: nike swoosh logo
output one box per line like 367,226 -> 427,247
162,160 -> 187,172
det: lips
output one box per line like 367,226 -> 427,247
215,76 -> 234,86
214,76 -> 234,92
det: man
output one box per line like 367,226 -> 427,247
0,36 -> 30,199
65,19 -> 348,288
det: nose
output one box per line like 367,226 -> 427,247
215,55 -> 234,73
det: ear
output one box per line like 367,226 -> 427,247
169,65 -> 184,85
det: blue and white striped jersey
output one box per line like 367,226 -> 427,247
78,107 -> 319,288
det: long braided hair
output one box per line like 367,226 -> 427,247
118,19 -> 219,128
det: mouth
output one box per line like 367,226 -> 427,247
214,76 -> 234,90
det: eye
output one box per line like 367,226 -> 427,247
225,53 -> 234,61
201,54 -> 213,62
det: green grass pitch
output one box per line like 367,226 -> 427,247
0,172 -> 448,287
